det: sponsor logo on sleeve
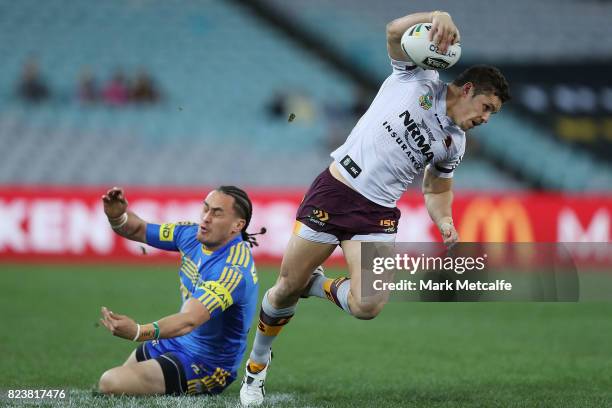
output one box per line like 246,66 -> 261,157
159,223 -> 176,242
340,155 -> 362,178
198,281 -> 233,311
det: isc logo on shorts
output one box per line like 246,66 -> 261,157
380,219 -> 397,233
160,223 -> 176,242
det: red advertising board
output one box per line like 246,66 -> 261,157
0,186 -> 610,264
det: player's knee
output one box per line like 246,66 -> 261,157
98,369 -> 122,395
352,302 -> 384,320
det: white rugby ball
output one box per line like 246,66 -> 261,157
400,23 -> 461,70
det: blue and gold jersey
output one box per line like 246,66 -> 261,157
145,222 -> 259,375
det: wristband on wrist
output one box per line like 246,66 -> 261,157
133,324 -> 141,342
109,213 -> 128,229
153,321 -> 160,340
138,323 -> 155,341
135,322 -> 160,341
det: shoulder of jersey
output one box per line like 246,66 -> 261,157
457,131 -> 467,151
223,241 -> 252,269
448,130 -> 466,154
176,221 -> 198,226
420,70 -> 441,85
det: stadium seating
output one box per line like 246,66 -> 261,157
473,114 -> 612,191
0,0 -> 525,190
262,0 -> 612,68
259,0 -> 612,191
0,0 -> 349,185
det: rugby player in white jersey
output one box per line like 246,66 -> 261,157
240,10 -> 510,406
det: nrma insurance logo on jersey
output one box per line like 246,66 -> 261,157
399,110 -> 434,163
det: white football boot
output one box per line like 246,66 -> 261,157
240,351 -> 272,407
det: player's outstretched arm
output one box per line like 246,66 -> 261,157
101,187 -> 147,243
422,167 -> 459,245
99,299 -> 210,342
386,10 -> 460,61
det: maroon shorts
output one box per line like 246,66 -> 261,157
295,168 -> 401,242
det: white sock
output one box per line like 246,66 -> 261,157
307,273 -> 327,298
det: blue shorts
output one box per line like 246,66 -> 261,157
135,338 -> 235,395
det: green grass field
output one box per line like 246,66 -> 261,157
1,264 -> 611,407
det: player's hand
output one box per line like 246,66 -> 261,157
429,11 -> 460,54
102,187 -> 128,219
438,221 -> 459,246
100,306 -> 138,341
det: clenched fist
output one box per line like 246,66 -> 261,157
102,187 -> 128,219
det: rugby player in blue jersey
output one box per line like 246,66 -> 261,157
97,186 -> 263,396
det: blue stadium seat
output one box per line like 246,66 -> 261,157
0,0 -> 544,189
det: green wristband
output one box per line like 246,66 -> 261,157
153,321 -> 160,340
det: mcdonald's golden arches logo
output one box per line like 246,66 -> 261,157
459,198 -> 534,242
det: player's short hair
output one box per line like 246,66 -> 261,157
216,185 -> 266,247
452,65 -> 511,103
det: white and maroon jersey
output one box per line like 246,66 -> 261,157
330,58 -> 465,208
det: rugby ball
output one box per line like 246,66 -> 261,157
400,23 -> 461,70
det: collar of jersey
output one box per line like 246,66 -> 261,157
436,84 -> 460,131
201,235 -> 243,257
